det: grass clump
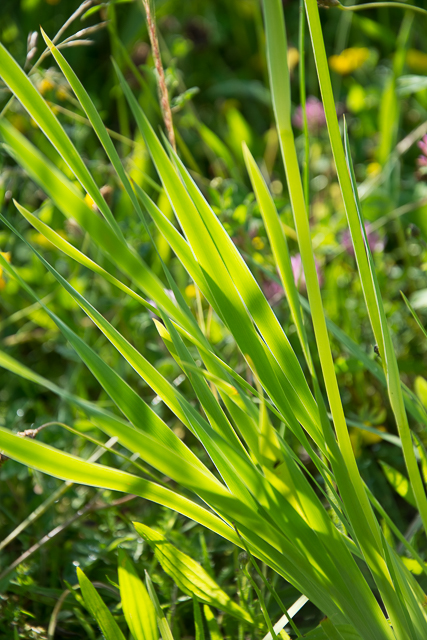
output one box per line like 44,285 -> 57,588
1,0 -> 427,637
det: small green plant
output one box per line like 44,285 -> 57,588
1,0 -> 427,638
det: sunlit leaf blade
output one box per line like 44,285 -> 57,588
16,204 -> 154,311
41,29 -> 137,210
402,292 -> 427,342
193,596 -> 206,640
5,208 -> 254,491
144,571 -> 175,640
0,43 -> 122,238
379,462 -> 417,508
0,250 -> 227,499
260,2 -> 419,638
300,295 -> 427,429
1,20 -> 426,640
169,143 -> 319,427
114,61 -> 328,454
77,568 -> 126,640
0,216 -> 226,486
260,7 -> 389,596
342,121 -> 427,535
0,118 -> 192,334
1,255 -> 348,608
242,142 -> 310,367
203,605 -> 223,640
118,549 -> 158,640
134,523 -> 253,623
0,425 -> 240,547
158,312 -> 264,507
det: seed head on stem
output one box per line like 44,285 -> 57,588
141,0 -> 176,151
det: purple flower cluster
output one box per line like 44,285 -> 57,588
342,223 -> 385,256
291,254 -> 323,290
293,97 -> 326,132
263,279 -> 283,302
262,255 -> 324,302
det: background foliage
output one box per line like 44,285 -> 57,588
2,0 -> 427,637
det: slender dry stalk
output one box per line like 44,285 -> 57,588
141,0 -> 176,151
0,490 -> 135,584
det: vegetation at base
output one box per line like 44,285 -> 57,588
1,0 -> 427,637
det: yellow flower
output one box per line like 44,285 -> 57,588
31,230 -> 68,249
84,193 -> 97,210
0,252 -> 11,290
329,47 -> 370,75
406,49 -> 427,74
367,162 -> 381,177
252,236 -> 265,250
350,424 -> 387,456
360,424 -> 386,446
39,79 -> 54,95
287,47 -> 300,72
185,283 -> 197,299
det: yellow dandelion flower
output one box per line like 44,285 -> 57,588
329,47 -> 370,75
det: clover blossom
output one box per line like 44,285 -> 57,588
342,224 -> 385,256
293,96 -> 326,132
291,254 -> 323,291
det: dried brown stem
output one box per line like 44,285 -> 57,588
141,0 -> 176,150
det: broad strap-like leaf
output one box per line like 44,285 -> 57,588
134,523 -> 253,623
343,122 -> 427,535
0,425 -> 239,546
243,142 -> 310,368
0,44 -> 122,238
114,62 -> 326,452
0,118 -> 192,336
144,571 -> 175,640
77,568 -> 126,640
118,549 -> 158,640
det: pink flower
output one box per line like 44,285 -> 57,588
342,223 -> 385,256
293,97 -> 326,132
291,254 -> 323,290
263,278 -> 283,302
